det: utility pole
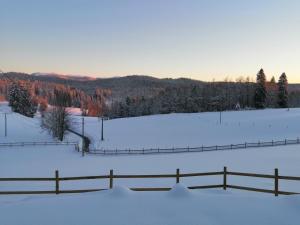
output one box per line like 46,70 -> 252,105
4,113 -> 7,137
82,117 -> 85,155
101,116 -> 104,141
82,117 -> 85,136
219,99 -> 222,125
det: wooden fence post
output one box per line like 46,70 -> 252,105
109,170 -> 113,189
176,169 -> 180,183
223,167 -> 227,190
275,168 -> 279,196
55,170 -> 59,194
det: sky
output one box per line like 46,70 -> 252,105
1,0 -> 300,82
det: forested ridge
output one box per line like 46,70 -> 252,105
1,70 -> 299,118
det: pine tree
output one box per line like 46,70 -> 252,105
270,76 -> 276,84
277,73 -> 288,108
254,69 -> 267,109
8,82 -> 37,117
8,83 -> 21,111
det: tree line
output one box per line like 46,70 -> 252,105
109,69 -> 290,118
2,69 -> 293,121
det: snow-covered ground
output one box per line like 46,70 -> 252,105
0,102 -> 53,142
1,185 -> 299,225
1,102 -> 300,225
71,108 -> 300,149
2,101 -> 300,149
1,144 -> 300,192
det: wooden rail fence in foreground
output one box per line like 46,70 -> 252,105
1,167 -> 300,196
89,138 -> 300,156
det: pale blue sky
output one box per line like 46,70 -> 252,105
1,0 -> 300,82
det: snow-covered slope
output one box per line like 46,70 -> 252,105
0,102 -> 54,142
72,108 -> 300,149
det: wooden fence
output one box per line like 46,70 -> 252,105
1,167 -> 299,196
0,141 -> 78,150
88,138 -> 300,155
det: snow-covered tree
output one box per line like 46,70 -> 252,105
8,82 -> 37,117
254,69 -> 267,109
277,73 -> 288,108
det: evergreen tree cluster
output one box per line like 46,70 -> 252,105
8,82 -> 37,117
254,69 -> 289,109
0,78 -> 110,117
108,81 -> 257,118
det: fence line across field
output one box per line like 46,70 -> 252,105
89,138 -> 300,155
0,141 -> 78,148
1,167 -> 300,196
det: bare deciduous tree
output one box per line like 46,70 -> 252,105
41,106 -> 71,141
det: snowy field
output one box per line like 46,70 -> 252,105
2,101 -> 300,149
71,108 -> 300,149
1,102 -> 300,224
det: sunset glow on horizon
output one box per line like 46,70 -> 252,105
1,0 -> 300,83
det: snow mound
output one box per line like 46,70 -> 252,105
167,183 -> 192,198
108,186 -> 132,197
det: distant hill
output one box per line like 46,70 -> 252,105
0,72 -> 205,100
32,73 -> 97,82
2,72 -> 300,100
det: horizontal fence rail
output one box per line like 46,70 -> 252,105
89,138 -> 300,156
0,167 -> 299,196
0,141 -> 78,149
